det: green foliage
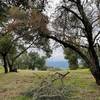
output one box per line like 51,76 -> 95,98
0,33 -> 17,62
15,52 -> 47,70
64,48 -> 78,70
79,59 -> 89,68
0,34 -> 12,54
7,5 -> 52,58
29,52 -> 46,70
12,96 -> 32,100
0,0 -> 51,73
0,1 -> 8,23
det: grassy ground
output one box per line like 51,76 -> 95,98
0,67 -> 100,100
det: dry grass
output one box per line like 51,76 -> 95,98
0,67 -> 100,100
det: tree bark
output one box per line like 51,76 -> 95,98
2,54 -> 8,73
6,57 -> 13,72
76,0 -> 100,85
90,68 -> 100,85
8,65 -> 17,72
6,57 -> 17,72
87,36 -> 100,85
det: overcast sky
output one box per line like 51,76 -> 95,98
45,0 -> 67,62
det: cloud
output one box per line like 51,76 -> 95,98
47,46 -> 66,61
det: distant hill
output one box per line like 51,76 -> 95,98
46,60 -> 69,69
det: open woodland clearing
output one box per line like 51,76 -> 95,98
0,67 -> 100,100
0,0 -> 100,100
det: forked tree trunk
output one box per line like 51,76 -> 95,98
9,65 -> 17,72
7,57 -> 13,72
7,57 -> 17,72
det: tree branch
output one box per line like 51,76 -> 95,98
92,18 -> 100,25
62,6 -> 83,22
71,25 -> 84,30
68,0 -> 77,3
93,31 -> 100,44
13,40 -> 35,63
40,33 -> 91,66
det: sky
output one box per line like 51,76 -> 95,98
45,0 -> 67,62
47,46 -> 66,62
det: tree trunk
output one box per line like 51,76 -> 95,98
7,57 -> 17,72
90,68 -> 100,85
76,0 -> 100,85
8,64 -> 17,72
9,65 -> 13,72
88,42 -> 100,85
9,65 -> 17,72
8,61 -> 17,72
84,52 -> 100,85
2,54 -> 8,73
6,57 -> 13,72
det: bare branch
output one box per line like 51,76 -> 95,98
62,6 -> 83,22
71,25 -> 85,30
40,33 -> 91,66
93,31 -> 100,43
91,18 -> 100,25
13,40 -> 35,62
68,0 -> 77,3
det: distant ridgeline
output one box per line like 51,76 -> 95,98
46,60 -> 69,69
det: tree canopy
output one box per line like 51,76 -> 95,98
0,0 -> 100,85
0,0 -> 51,73
39,0 -> 100,85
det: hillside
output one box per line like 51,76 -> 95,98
46,60 -> 69,69
0,68 -> 100,100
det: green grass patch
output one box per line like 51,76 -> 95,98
0,69 -> 100,100
0,66 -> 4,73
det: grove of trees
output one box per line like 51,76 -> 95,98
0,0 -> 51,73
15,51 -> 47,70
0,0 -> 100,85
64,48 -> 89,69
64,48 -> 79,70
